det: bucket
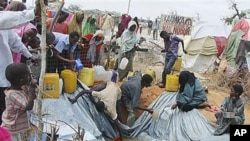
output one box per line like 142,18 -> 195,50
119,57 -> 129,70
144,69 -> 156,79
172,57 -> 182,71
165,74 -> 179,92
60,69 -> 77,94
43,73 -> 60,99
79,68 -> 94,86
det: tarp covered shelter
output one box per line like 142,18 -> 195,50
182,22 -> 229,73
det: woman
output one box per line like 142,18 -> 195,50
117,20 -> 137,81
82,15 -> 96,36
85,30 -> 105,66
68,11 -> 84,58
171,71 -> 211,112
68,11 -> 84,37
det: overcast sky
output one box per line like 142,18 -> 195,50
70,0 -> 250,24
26,0 -> 249,24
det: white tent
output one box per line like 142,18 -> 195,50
182,22 -> 230,73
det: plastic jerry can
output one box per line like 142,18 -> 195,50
60,69 -> 77,94
172,57 -> 182,71
43,73 -> 60,99
79,68 -> 94,86
144,69 -> 156,79
104,57 -> 115,70
119,57 -> 129,70
165,74 -> 179,92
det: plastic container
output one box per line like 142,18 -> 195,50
144,69 -> 156,79
60,69 -> 77,94
172,57 -> 182,71
165,74 -> 179,92
43,73 -> 60,99
79,68 -> 94,86
223,112 -> 235,118
119,57 -> 129,70
75,58 -> 84,70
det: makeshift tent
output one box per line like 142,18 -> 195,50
182,22 -> 229,73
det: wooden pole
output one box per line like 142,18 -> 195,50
37,0 -> 46,140
48,0 -> 65,32
127,0 -> 131,14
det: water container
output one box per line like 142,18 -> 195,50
43,73 -> 60,99
172,57 -> 182,71
60,69 -> 77,94
75,58 -> 84,70
119,57 -> 129,70
165,74 -> 179,92
144,69 -> 156,79
79,68 -> 94,86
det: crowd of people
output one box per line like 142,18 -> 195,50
0,0 -> 246,141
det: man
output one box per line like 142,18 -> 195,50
158,31 -> 187,88
0,0 -> 43,124
46,31 -> 80,73
118,71 -> 153,126
67,82 -> 123,140
152,18 -> 160,40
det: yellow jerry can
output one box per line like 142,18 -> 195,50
79,68 -> 94,86
165,74 -> 179,92
60,69 -> 77,94
43,73 -> 60,99
172,57 -> 182,71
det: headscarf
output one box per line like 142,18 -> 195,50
6,1 -> 26,11
13,23 -> 37,63
15,23 -> 37,39
68,11 -> 84,37
82,15 -> 96,36
86,30 -> 104,64
120,20 -> 137,53
179,71 -> 196,93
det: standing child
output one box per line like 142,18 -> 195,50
214,84 -> 245,135
1,63 -> 36,141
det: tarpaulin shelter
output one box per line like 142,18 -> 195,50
182,22 -> 230,73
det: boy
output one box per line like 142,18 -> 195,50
214,84 -> 245,135
1,63 -> 36,141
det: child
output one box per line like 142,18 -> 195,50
214,84 -> 245,135
1,63 -> 36,141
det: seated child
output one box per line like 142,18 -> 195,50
214,84 -> 245,135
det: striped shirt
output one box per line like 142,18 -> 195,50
1,90 -> 30,134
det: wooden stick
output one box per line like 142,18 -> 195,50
48,0 -> 65,32
37,0 -> 46,140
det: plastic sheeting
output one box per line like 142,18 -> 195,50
191,22 -> 230,40
31,83 -> 230,141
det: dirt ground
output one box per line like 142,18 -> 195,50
123,74 -> 250,125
